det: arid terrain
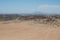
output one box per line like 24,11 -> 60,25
0,20 -> 60,40
0,14 -> 60,40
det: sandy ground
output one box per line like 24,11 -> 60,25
0,21 -> 60,40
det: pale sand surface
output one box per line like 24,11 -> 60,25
0,21 -> 60,40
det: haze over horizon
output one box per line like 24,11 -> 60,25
0,0 -> 60,14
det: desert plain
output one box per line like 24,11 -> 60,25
0,20 -> 60,40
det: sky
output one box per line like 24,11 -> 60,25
0,0 -> 60,14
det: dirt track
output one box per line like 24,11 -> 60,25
0,21 -> 60,40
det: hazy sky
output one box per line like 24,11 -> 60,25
0,0 -> 60,14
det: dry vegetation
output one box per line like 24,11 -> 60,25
0,14 -> 60,27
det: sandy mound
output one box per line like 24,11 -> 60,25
0,21 -> 60,40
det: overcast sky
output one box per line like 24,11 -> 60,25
0,0 -> 60,14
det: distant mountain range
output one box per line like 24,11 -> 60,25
0,11 -> 60,16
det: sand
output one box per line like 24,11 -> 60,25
0,21 -> 60,40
